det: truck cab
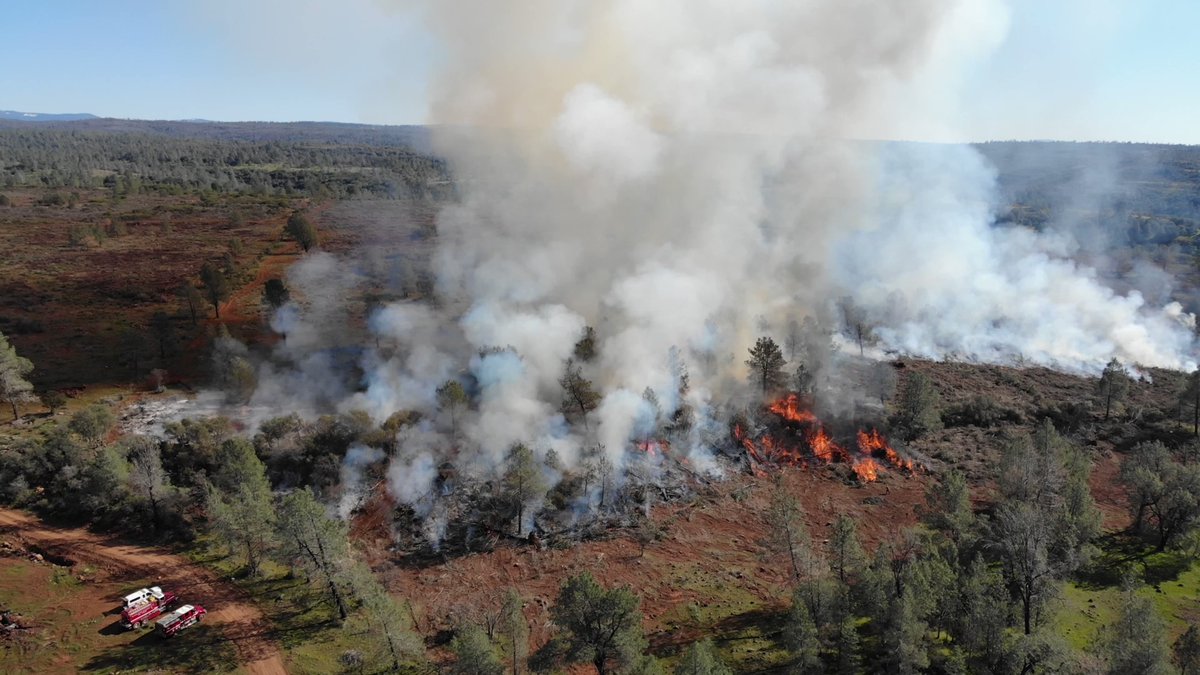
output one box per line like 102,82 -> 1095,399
120,590 -> 176,629
122,586 -> 165,609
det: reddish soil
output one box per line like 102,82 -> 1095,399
0,508 -> 287,674
373,467 -> 927,656
0,189 -> 302,388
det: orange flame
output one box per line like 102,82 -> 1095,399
852,458 -> 880,482
807,426 -> 848,464
856,429 -> 915,473
768,394 -> 818,424
735,394 -> 913,481
636,440 -> 669,456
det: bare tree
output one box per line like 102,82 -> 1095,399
125,436 -> 170,529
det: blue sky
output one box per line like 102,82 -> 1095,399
2,0 -> 1199,143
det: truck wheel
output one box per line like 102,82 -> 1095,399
134,621 -> 142,629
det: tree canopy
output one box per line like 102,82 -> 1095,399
0,330 -> 35,420
746,336 -> 787,395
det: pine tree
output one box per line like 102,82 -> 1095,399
745,336 -> 787,395
892,372 -> 942,440
450,624 -> 504,675
674,639 -> 732,675
200,262 -> 230,319
437,379 -> 468,438
781,595 -> 822,673
276,488 -> 353,621
550,572 -> 646,675
286,211 -> 318,252
1096,357 -> 1131,420
502,444 -> 547,536
763,481 -> 813,582
207,438 -> 275,575
498,588 -> 529,675
559,359 -> 602,426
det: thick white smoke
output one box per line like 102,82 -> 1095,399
212,1 -> 1196,532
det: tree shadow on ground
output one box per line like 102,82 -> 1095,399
81,624 -> 238,673
1075,531 -> 1195,591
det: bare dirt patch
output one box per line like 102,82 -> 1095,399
0,508 -> 287,674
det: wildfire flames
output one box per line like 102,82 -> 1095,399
734,393 -> 918,483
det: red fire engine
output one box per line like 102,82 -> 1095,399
121,589 -> 177,629
155,604 -> 207,637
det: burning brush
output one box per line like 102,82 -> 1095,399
734,393 -> 918,483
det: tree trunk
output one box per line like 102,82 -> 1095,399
149,493 -> 160,531
1022,593 -> 1032,635
9,399 -> 17,421
1193,391 -> 1198,436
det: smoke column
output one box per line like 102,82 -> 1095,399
240,1 -> 1195,523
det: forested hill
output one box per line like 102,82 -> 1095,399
0,120 -> 448,200
977,140 -> 1200,244
0,116 -> 431,149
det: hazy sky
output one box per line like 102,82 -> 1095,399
3,0 -> 1198,143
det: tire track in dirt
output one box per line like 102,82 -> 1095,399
0,508 -> 287,675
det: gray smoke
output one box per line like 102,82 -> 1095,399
198,1 -> 1196,531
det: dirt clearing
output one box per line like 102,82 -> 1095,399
0,508 -> 286,674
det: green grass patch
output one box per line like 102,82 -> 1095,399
185,537 -> 379,674
1054,535 -> 1200,651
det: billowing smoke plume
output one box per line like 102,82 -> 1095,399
225,1 -> 1194,534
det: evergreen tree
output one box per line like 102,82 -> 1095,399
559,359 -> 602,427
763,481 -> 813,582
781,594 -> 822,673
892,372 -> 942,440
263,278 -> 290,309
347,568 -> 423,673
1096,357 -> 1131,420
921,469 -> 976,548
179,282 -> 203,326
745,336 -> 787,395
674,640 -> 732,675
498,588 -> 529,675
1180,370 -> 1200,436
449,624 -> 504,675
207,438 -> 275,575
881,590 -> 930,675
200,262 -> 230,319
276,488 -> 353,620
550,572 -> 646,675
149,311 -> 174,361
436,379 -> 468,438
502,444 -> 548,536
286,211 -> 318,252
574,326 -> 598,362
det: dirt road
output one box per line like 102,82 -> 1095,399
0,508 -> 287,675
